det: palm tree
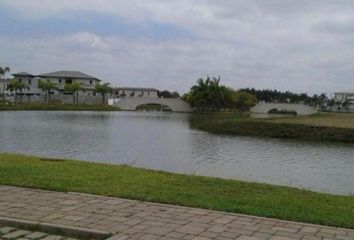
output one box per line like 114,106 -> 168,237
95,83 -> 112,105
341,99 -> 351,111
0,66 -> 10,101
7,79 -> 29,104
38,79 -> 56,104
186,76 -> 257,112
188,76 -> 225,111
64,82 -> 81,104
189,77 -> 211,111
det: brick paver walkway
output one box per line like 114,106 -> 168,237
0,186 -> 353,240
0,225 -> 79,240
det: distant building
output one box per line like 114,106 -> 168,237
113,87 -> 159,98
11,72 -> 41,97
0,78 -> 12,98
6,70 -> 105,104
333,91 -> 354,110
12,71 -> 101,97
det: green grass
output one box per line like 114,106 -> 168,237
190,113 -> 354,143
0,153 -> 354,228
0,103 -> 120,111
270,112 -> 354,129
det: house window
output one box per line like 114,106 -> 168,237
28,79 -> 32,85
59,79 -> 62,83
65,79 -> 72,84
90,80 -> 93,84
19,78 -> 22,83
148,91 -> 150,96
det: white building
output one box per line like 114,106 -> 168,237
0,78 -> 12,98
2,71 -> 105,104
11,72 -> 41,97
334,91 -> 354,110
12,71 -> 101,97
114,87 -> 159,98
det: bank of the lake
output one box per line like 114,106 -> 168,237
190,112 -> 354,143
0,103 -> 120,111
0,153 -> 353,229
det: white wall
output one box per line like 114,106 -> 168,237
16,94 -> 105,105
16,76 -> 41,95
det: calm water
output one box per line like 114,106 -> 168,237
0,111 -> 353,195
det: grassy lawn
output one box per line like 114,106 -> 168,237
0,103 -> 120,111
270,112 -> 354,129
0,153 -> 353,229
190,112 -> 354,143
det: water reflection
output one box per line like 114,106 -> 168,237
0,111 -> 353,195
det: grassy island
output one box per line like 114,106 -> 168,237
190,112 -> 354,143
0,103 -> 120,111
0,153 -> 353,229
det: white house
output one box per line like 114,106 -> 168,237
6,71 -> 105,104
113,87 -> 159,98
35,71 -> 101,96
12,71 -> 101,97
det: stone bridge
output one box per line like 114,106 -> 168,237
113,97 -> 193,112
251,103 -> 317,115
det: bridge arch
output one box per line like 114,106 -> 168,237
267,108 -> 297,115
135,103 -> 172,111
251,103 -> 316,115
113,97 -> 193,112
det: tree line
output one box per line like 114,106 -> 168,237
182,77 -> 351,112
240,88 -> 351,111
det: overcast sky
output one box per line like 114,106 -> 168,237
1,0 -> 353,94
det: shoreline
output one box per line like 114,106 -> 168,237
0,153 -> 353,229
189,112 -> 354,143
0,103 -> 120,111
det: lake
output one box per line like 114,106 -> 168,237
0,111 -> 353,195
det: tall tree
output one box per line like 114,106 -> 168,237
64,82 -> 81,104
0,66 -> 10,101
95,83 -> 112,105
38,79 -> 56,104
7,79 -> 29,104
185,76 -> 257,112
230,90 -> 257,111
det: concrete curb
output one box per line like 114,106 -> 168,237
0,216 -> 111,239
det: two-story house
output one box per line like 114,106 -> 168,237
36,71 -> 101,96
12,71 -> 101,97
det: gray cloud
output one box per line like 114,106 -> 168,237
1,0 -> 354,94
